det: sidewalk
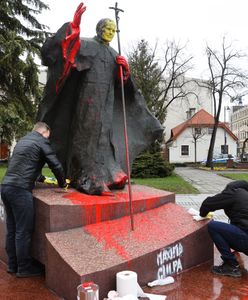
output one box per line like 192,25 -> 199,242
174,167 -> 235,223
174,167 -> 233,194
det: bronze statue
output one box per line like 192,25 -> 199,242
37,3 -> 163,195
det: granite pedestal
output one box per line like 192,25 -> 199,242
0,184 -> 213,300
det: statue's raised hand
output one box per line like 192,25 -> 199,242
71,2 -> 86,28
58,3 -> 86,92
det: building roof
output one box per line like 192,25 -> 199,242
167,109 -> 238,143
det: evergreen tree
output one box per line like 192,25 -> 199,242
128,40 -> 166,124
0,0 -> 49,145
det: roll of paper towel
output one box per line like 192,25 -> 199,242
116,270 -> 138,297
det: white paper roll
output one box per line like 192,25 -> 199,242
116,270 -> 138,297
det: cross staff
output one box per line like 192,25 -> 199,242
109,2 -> 134,231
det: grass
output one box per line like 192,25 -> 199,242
0,163 -> 7,182
0,164 -> 54,182
219,173 -> 248,181
133,173 -> 199,194
0,165 -> 199,194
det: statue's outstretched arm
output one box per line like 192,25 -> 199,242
56,3 -> 87,92
71,2 -> 86,28
41,3 -> 86,67
61,3 -> 86,64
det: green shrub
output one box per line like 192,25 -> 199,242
131,152 -> 174,178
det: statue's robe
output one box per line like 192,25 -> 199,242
38,23 -> 163,194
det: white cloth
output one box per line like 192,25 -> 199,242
187,208 -> 213,221
147,277 -> 175,287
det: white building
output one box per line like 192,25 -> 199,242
164,78 -> 213,142
38,66 -> 47,86
166,109 -> 238,163
230,105 -> 248,156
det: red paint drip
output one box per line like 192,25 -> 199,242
84,217 -> 131,261
63,187 -> 173,261
83,206 -> 173,262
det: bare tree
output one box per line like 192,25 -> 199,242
161,41 -> 197,111
198,37 -> 248,168
127,39 -> 195,126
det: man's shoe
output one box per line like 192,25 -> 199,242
7,267 -> 17,274
16,265 -> 44,278
212,262 -> 241,278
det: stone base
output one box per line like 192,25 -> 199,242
0,185 -> 213,300
0,184 -> 174,264
45,203 -> 212,300
32,184 -> 174,264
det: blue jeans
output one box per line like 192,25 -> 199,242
208,220 -> 248,265
1,185 -> 34,272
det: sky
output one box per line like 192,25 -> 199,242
37,0 -> 248,110
38,0 -> 248,76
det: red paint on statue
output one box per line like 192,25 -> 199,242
56,23 -> 81,93
86,97 -> 94,104
63,186 -> 173,238
64,190 -> 165,206
111,171 -> 128,189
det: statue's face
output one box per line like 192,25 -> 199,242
101,20 -> 116,43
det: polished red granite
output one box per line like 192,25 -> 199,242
0,250 -> 247,300
29,184 -> 174,264
45,203 -> 212,300
1,184 -> 245,300
143,252 -> 248,300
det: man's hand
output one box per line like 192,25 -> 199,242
71,2 -> 87,28
116,55 -> 130,82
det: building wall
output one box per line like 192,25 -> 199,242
38,66 -> 47,86
230,105 -> 248,155
164,78 -> 213,142
168,127 -> 237,163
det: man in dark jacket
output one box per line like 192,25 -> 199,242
1,122 -> 66,277
200,180 -> 248,277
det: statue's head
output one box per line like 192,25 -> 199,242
96,18 -> 116,43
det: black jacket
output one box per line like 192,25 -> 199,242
200,180 -> 248,231
2,131 -> 65,191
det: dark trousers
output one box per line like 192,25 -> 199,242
1,185 -> 34,272
208,220 -> 248,265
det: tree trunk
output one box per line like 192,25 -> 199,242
194,140 -> 197,163
206,121 -> 218,169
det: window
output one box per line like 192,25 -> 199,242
221,145 -> 228,154
186,108 -> 196,119
195,127 -> 201,134
181,145 -> 189,156
208,128 -> 213,134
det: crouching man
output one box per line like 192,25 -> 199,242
200,180 -> 248,277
